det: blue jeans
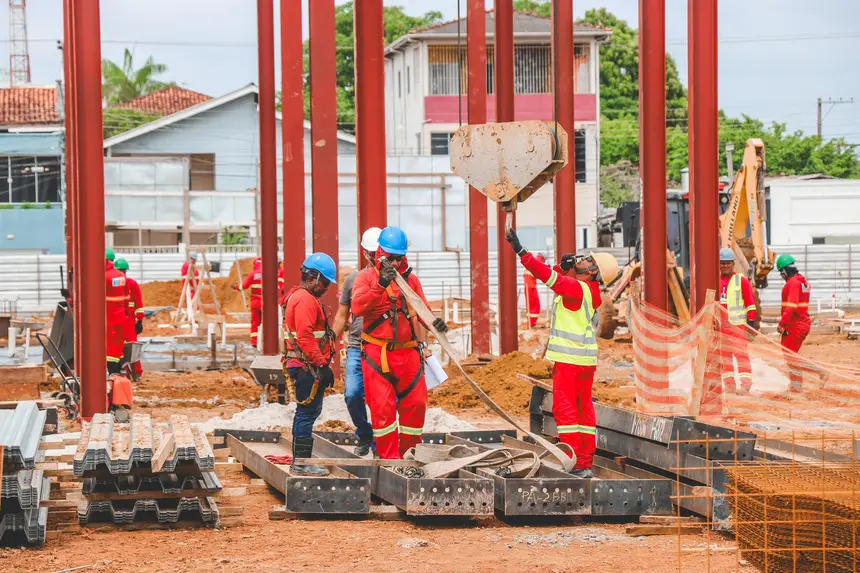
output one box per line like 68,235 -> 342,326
288,367 -> 324,439
345,347 -> 373,442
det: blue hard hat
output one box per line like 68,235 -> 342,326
378,226 -> 408,256
719,248 -> 735,262
302,253 -> 337,284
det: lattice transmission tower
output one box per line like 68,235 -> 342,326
9,0 -> 32,86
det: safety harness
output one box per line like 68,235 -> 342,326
360,275 -> 425,400
281,286 -> 335,407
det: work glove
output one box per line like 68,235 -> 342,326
505,228 -> 527,256
60,288 -> 70,299
135,320 -> 143,335
317,364 -> 335,389
378,265 -> 398,288
401,266 -> 413,281
432,318 -> 449,333
560,254 -> 577,272
746,319 -> 756,331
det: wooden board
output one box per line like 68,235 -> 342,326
626,525 -> 705,536
0,364 -> 46,386
0,383 -> 40,401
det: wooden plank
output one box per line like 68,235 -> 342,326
218,506 -> 245,517
640,515 -> 704,525
41,499 -> 79,509
217,487 -> 249,498
214,462 -> 244,477
150,434 -> 176,473
40,433 -> 82,449
626,525 -> 705,537
0,383 -> 39,401
214,448 -> 232,461
268,503 -> 406,521
0,398 -> 65,409
0,364 -> 47,386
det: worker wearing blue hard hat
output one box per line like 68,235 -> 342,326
716,246 -> 757,400
281,252 -> 338,476
350,226 -> 449,460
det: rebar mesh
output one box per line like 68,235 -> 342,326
727,463 -> 860,572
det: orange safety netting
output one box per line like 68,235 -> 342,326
630,300 -> 860,424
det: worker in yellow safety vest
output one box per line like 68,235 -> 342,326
506,228 -> 618,478
718,248 -> 757,394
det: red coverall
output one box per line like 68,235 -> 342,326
351,253 -> 430,459
780,273 -> 811,392
238,258 -> 263,345
520,253 -> 601,470
105,261 -> 129,372
282,286 -> 333,370
181,260 -> 200,300
124,275 -> 144,376
718,273 -> 756,393
524,270 -> 540,327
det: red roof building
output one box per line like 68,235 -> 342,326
0,86 -> 60,128
117,85 -> 211,117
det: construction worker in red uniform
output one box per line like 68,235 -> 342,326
114,259 -> 144,377
351,226 -> 449,460
524,253 -> 545,327
233,257 -> 263,345
506,228 -> 618,478
181,252 -> 200,300
717,248 -> 757,394
281,253 -> 337,476
105,249 -> 129,375
776,254 -> 812,392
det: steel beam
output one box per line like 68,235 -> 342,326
552,0 -> 576,254
687,0 -> 719,312
313,432 -> 494,516
227,434 -> 370,514
62,0 -> 80,375
308,0 -> 340,318
72,0 -> 106,418
467,0 -> 490,355
354,0 -> 387,258
494,0 -> 518,354
256,0 -> 279,354
639,0 -> 668,312
280,0 -> 307,286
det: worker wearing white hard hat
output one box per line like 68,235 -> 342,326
331,226 -> 383,456
505,227 -> 619,479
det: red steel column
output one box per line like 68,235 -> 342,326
495,0 -> 518,353
354,0 -> 387,255
308,0 -> 340,313
639,0 -> 668,312
256,0 -> 279,354
63,0 -> 81,372
62,0 -> 74,288
467,0 -> 490,355
280,0 -> 305,284
72,0 -> 106,418
552,0 -> 576,255
687,0 -> 719,312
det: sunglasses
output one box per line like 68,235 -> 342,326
386,255 -> 404,263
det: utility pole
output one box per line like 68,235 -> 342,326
725,142 -> 735,188
818,97 -> 854,138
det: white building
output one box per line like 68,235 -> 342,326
769,175 -> 860,245
383,10 -> 611,248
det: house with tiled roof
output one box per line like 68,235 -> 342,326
384,9 -> 611,248
117,85 -> 211,117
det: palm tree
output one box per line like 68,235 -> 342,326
102,49 -> 172,105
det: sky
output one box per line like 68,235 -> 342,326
2,0 -> 859,144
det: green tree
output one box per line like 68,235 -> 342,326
288,2 -> 442,126
512,0 -> 550,16
102,49 -> 172,105
103,108 -> 160,139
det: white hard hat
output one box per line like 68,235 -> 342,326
360,227 -> 383,252
189,251 -> 199,260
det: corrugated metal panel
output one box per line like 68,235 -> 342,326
0,402 -> 47,468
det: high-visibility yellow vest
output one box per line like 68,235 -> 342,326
723,273 -> 754,326
545,281 -> 598,366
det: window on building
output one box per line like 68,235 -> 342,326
397,71 -> 402,98
430,133 -> 453,156
574,44 -> 591,94
513,44 -> 552,94
812,237 -> 825,245
0,156 -> 61,204
0,157 -> 9,203
574,129 -> 586,183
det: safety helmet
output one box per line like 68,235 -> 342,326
719,248 -> 735,262
378,226 -> 408,256
590,252 -> 619,286
105,248 -> 115,261
776,253 -> 795,271
360,227 -> 383,252
114,258 -> 129,272
189,252 -> 199,260
301,253 -> 337,284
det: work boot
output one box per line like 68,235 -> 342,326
570,468 -> 593,479
354,436 -> 373,458
290,437 -> 330,477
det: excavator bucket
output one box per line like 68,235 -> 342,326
449,121 -> 568,211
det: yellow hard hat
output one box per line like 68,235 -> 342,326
589,252 -> 619,286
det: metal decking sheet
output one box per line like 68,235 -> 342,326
0,402 -> 47,469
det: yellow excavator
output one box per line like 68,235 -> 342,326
598,138 -> 775,337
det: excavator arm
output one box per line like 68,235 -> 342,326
719,138 -> 776,288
